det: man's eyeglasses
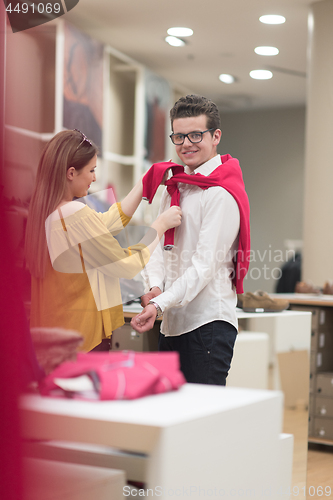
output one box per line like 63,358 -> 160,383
169,128 -> 216,145
73,129 -> 93,150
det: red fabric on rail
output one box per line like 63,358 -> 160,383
142,156 -> 250,293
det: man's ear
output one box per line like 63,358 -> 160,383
213,129 -> 222,146
66,167 -> 76,181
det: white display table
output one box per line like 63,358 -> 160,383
236,309 -> 311,356
227,332 -> 269,389
23,457 -> 125,500
236,309 -> 311,392
21,385 -> 286,499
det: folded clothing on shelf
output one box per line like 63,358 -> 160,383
30,327 -> 83,376
39,351 -> 186,400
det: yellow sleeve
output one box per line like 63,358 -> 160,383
80,238 -> 151,280
97,202 -> 131,234
51,207 -> 150,280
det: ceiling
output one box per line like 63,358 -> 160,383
66,0 -> 320,112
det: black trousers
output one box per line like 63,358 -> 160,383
159,320 -> 237,386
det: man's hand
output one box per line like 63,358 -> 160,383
141,286 -> 161,307
130,304 -> 157,333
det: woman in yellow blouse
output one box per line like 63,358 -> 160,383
25,130 -> 181,351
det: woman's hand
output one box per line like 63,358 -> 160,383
145,206 -> 182,260
157,206 -> 182,232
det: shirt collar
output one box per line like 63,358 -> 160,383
184,154 -> 221,176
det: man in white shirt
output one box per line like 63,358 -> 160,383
131,95 -> 246,385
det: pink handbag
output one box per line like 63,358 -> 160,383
39,351 -> 186,400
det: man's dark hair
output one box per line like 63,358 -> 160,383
170,95 -> 221,132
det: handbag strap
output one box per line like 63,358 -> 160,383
58,207 -> 86,273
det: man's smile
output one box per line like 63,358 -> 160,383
182,150 -> 198,155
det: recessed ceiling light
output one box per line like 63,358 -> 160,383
250,70 -> 273,80
219,74 -> 235,84
259,15 -> 286,25
167,27 -> 193,37
254,46 -> 279,56
165,36 -> 185,47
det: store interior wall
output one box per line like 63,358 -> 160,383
219,106 -> 306,294
106,57 -> 136,200
302,0 -> 333,287
4,26 -> 56,303
4,26 -> 55,204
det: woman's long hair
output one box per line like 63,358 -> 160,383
25,130 -> 98,278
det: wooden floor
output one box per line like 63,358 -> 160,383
283,408 -> 308,491
307,445 -> 333,498
283,408 -> 333,499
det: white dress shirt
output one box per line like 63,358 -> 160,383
144,154 -> 240,336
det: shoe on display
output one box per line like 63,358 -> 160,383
241,291 -> 289,313
236,294 -> 244,308
323,281 -> 333,295
294,281 -> 321,295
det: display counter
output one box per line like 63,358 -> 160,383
20,385 -> 289,499
271,294 -> 333,445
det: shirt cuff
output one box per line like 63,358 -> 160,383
144,280 -> 164,294
151,289 -> 175,313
